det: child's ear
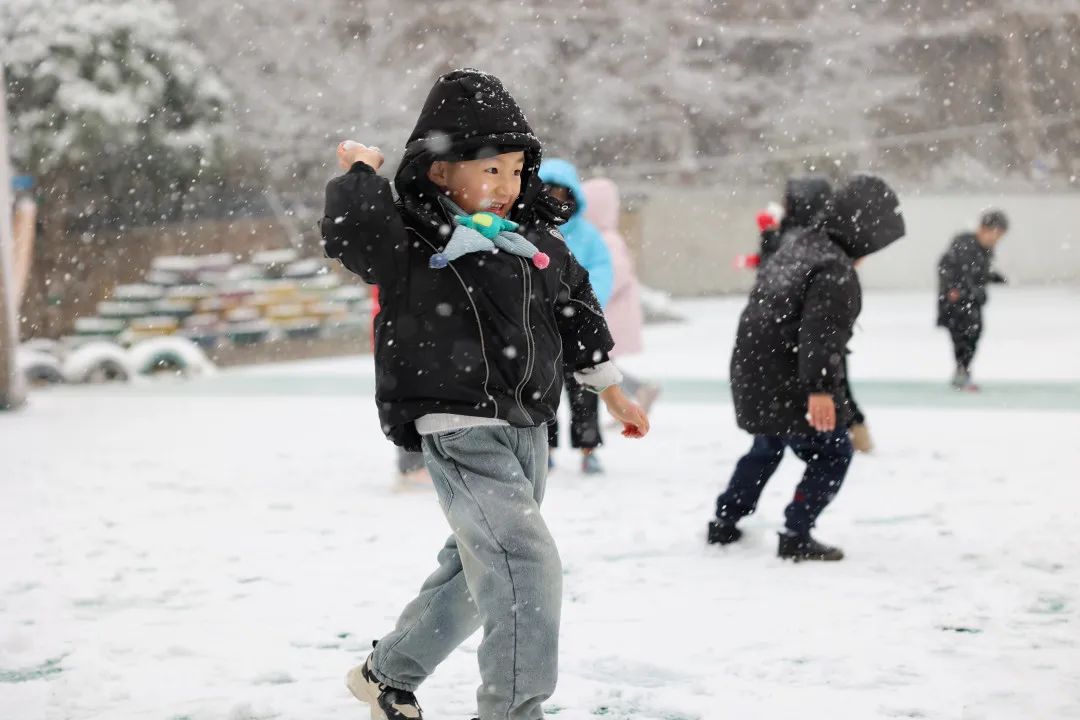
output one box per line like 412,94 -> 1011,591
427,161 -> 448,188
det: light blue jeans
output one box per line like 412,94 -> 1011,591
370,425 -> 560,720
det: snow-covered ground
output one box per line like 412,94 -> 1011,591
2,288 -> 1079,720
622,286 -> 1080,383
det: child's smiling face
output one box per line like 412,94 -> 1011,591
427,151 -> 526,217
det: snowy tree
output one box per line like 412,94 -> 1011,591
171,0 -> 1080,202
1,0 -> 237,338
1,0 -> 230,180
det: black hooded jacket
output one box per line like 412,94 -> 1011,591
936,233 -> 998,326
320,70 -> 612,450
759,176 -> 834,265
731,175 -> 905,435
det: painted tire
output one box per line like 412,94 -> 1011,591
19,351 -> 64,385
62,342 -> 132,384
128,337 -> 215,378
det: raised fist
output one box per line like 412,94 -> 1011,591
337,141 -> 384,172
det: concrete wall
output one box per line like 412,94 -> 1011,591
858,193 -> 1080,290
623,186 -> 1080,295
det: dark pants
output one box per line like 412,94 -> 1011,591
714,431 -> 853,535
548,372 -> 602,450
940,305 -> 983,370
947,319 -> 982,370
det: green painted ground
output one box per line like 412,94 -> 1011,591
69,372 -> 1080,412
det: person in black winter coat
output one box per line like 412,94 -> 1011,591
937,210 -> 1009,390
708,174 -> 905,561
756,177 -> 874,453
321,69 -> 649,720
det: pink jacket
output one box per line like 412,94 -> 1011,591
582,178 -> 644,358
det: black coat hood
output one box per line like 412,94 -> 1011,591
760,176 -> 833,263
821,174 -> 906,259
393,69 -> 546,234
782,175 -> 833,229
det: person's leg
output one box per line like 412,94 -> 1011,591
782,430 -> 854,535
369,534 -> 481,690
397,447 -> 427,475
370,438 -> 493,688
424,426 -> 560,720
950,325 -> 972,369
948,310 -> 982,369
713,435 -> 786,524
567,374 -> 602,450
963,312 -> 983,368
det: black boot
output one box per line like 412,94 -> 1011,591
777,531 -> 844,561
707,520 -> 743,545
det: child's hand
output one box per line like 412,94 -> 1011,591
337,141 -> 384,172
806,393 -> 836,432
600,386 -> 651,439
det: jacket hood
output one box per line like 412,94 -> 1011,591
783,175 -> 833,228
393,69 -> 544,231
582,177 -> 619,233
821,174 -> 905,259
538,158 -> 587,219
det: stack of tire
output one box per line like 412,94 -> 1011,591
94,251 -> 369,348
16,336 -> 216,387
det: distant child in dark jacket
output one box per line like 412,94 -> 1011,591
937,210 -> 1009,391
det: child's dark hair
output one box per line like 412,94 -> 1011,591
979,209 -> 1009,231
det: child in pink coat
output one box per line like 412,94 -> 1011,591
582,178 -> 659,411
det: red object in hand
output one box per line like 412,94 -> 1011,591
756,210 -> 779,232
622,423 -> 645,438
734,253 -> 761,270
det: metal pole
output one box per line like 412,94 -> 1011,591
0,64 -> 27,410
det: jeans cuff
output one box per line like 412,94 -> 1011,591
368,657 -> 420,693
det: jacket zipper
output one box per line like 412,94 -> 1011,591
406,225 -> 499,418
514,257 -> 536,420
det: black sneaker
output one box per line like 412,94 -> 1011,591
777,531 -> 844,562
346,655 -> 423,719
707,520 -> 743,545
